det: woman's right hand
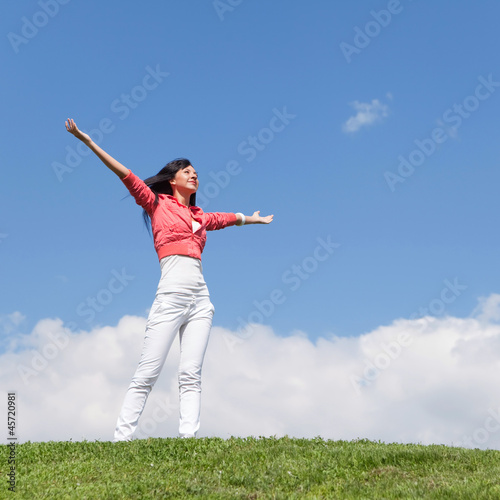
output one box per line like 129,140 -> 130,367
65,118 -> 91,144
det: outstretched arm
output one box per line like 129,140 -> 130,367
204,210 -> 273,231
236,211 -> 273,226
65,118 -> 130,179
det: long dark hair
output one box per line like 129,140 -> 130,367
142,158 -> 196,233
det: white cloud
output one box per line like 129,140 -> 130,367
342,99 -> 389,133
2,296 -> 500,449
472,293 -> 500,323
0,312 -> 26,351
0,312 -> 25,333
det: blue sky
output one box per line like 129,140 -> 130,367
2,0 -> 500,343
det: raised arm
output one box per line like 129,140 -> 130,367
65,118 -> 130,179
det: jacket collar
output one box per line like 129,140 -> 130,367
165,194 -> 203,214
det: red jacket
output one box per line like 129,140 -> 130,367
121,170 -> 237,261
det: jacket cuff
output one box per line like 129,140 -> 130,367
121,169 -> 135,187
227,213 -> 238,226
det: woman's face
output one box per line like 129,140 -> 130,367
171,165 -> 199,192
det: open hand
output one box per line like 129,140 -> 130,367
249,211 -> 273,224
65,118 -> 91,143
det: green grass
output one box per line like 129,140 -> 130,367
1,437 -> 500,499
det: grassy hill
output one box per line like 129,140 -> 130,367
2,436 -> 500,499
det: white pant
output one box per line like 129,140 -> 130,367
113,291 -> 214,441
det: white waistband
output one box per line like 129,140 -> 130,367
157,255 -> 209,295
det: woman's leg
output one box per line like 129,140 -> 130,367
177,295 -> 214,438
113,293 -> 190,442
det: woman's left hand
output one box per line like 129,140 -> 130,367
247,211 -> 273,224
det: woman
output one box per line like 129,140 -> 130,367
65,118 -> 273,441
